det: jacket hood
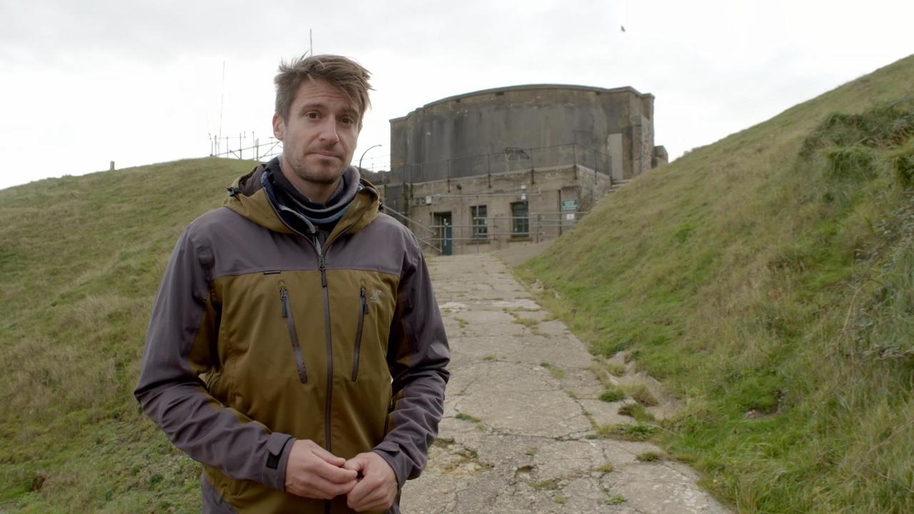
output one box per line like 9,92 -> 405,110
223,162 -> 381,237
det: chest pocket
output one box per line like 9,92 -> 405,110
280,284 -> 308,384
336,273 -> 398,383
351,286 -> 369,381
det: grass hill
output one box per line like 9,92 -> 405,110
520,54 -> 914,513
0,159 -> 254,512
1,54 -> 912,512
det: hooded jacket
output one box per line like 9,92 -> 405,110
134,162 -> 450,513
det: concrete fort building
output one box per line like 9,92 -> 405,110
368,84 -> 667,255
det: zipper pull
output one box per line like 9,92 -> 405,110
360,286 -> 369,314
314,236 -> 328,288
319,258 -> 327,288
280,287 -> 288,318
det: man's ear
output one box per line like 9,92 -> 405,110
272,114 -> 284,141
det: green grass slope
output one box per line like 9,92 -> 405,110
0,159 -> 254,512
520,54 -> 914,512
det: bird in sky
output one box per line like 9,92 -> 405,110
620,25 -> 626,32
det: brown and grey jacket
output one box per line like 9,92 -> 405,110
134,164 -> 450,513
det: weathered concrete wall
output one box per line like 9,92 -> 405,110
390,84 -> 656,182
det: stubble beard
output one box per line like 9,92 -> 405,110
288,153 -> 346,186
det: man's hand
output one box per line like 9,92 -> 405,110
343,452 -> 398,512
284,439 -> 358,500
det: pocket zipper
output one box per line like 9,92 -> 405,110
280,286 -> 308,384
351,286 -> 368,381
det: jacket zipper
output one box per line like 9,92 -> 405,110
264,189 -> 374,455
262,184 -> 375,514
280,286 -> 308,384
352,286 -> 368,381
313,236 -> 334,454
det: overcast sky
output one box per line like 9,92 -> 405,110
1,0 -> 912,190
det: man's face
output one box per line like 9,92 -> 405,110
273,78 -> 360,191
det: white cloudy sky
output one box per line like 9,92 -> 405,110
1,0 -> 912,190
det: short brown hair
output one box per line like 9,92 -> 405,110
274,54 -> 372,125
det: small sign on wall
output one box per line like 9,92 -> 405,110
561,200 -> 579,212
565,213 -> 576,221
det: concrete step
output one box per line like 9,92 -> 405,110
609,179 -> 631,192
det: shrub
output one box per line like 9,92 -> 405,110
822,146 -> 876,181
889,141 -> 914,189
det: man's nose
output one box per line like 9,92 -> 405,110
318,118 -> 341,144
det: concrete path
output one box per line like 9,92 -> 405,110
400,253 -> 730,514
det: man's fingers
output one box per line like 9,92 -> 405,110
285,440 -> 359,500
298,457 -> 357,499
309,475 -> 357,499
310,443 -> 347,467
347,477 -> 369,505
315,459 -> 359,483
342,454 -> 368,473
300,440 -> 357,482
348,486 -> 389,513
345,453 -> 398,512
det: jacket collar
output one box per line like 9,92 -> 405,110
223,162 -> 381,239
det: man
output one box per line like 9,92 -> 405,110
135,54 -> 450,513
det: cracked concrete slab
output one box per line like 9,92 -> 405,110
401,253 -> 731,514
459,378 -> 593,438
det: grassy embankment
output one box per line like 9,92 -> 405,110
519,54 -> 914,512
0,159 -> 254,512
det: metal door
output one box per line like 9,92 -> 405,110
434,212 -> 453,255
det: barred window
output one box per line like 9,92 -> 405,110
511,202 -> 529,236
471,205 -> 488,239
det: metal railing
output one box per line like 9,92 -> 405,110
375,208 -> 581,255
426,211 -> 587,248
207,134 -> 392,172
209,135 -> 282,161
380,205 -> 442,255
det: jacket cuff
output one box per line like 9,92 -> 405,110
261,432 -> 294,491
372,441 -> 407,489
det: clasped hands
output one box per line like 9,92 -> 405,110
284,439 -> 397,512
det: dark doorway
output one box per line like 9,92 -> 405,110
433,212 -> 453,256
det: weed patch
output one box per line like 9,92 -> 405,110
599,386 -> 625,403
455,413 -> 481,423
636,451 -> 663,462
539,361 -> 566,379
605,493 -> 626,505
594,462 -> 614,473
618,403 -> 656,422
605,362 -> 628,376
530,479 -> 560,491
597,423 -> 656,441
623,384 -> 659,407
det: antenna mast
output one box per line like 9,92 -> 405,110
218,61 -> 225,143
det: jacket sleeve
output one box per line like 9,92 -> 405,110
134,225 -> 293,490
374,233 -> 451,488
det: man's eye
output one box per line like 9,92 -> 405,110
341,116 -> 355,125
305,112 -> 320,120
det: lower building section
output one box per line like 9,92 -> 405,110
373,165 -> 611,255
